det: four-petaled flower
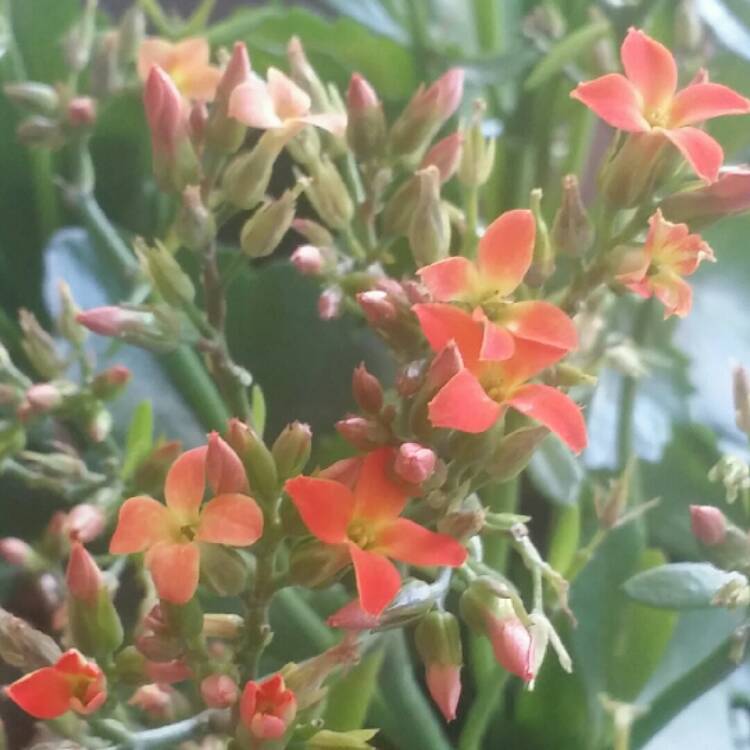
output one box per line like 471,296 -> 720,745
285,448 -> 467,614
110,433 -> 263,604
418,209 -> 578,358
229,67 -> 346,136
413,303 -> 587,451
240,674 -> 297,741
571,27 -> 750,183
616,209 -> 714,318
6,649 -> 106,719
138,37 -> 222,101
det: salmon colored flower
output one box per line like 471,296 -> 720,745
109,434 -> 263,604
616,209 -> 714,317
418,210 -> 578,358
240,674 -> 297,740
285,448 -> 467,615
138,37 -> 221,101
571,28 -> 750,183
413,303 -> 587,451
228,67 -> 346,137
5,649 -> 106,719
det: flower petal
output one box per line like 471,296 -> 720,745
480,318 -> 515,361
267,67 -> 311,120
413,303 -> 483,370
206,432 -> 248,494
284,476 -> 355,544
229,75 -> 284,129
348,543 -> 401,615
353,447 -> 407,522
137,39 -> 173,82
377,518 -> 467,567
428,369 -> 501,433
146,542 -> 200,604
6,667 -> 73,719
197,493 -> 263,546
621,28 -> 677,111
669,83 -> 750,128
497,338 -> 569,386
164,447 -> 207,516
477,209 -> 535,296
109,496 -> 170,554
652,271 -> 693,318
179,64 -> 222,102
503,301 -> 578,351
571,74 -> 650,132
299,112 -> 348,137
661,126 -> 723,183
173,38 -> 211,69
506,384 -> 587,454
417,257 -> 476,301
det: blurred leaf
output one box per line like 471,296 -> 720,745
527,434 -> 585,505
122,400 -> 153,480
324,648 -> 385,731
623,562 -> 741,610
318,0 -> 408,43
696,0 -> 750,61
547,504 -> 581,577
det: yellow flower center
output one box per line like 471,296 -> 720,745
347,518 -> 375,549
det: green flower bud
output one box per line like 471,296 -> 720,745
381,176 -> 420,237
176,187 -> 216,253
408,166 -> 450,267
289,538 -> 350,588
551,174 -> 593,257
272,421 -> 312,481
458,100 -> 496,188
19,309 -> 64,379
200,544 -> 249,597
3,82 -> 59,115
227,418 -> 279,504
223,129 -> 286,209
240,185 -> 300,259
304,156 -> 354,229
526,188 -> 555,287
136,239 -> 195,307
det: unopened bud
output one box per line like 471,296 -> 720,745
336,415 -> 389,451
426,342 -> 463,392
272,421 -> 312,481
4,82 -> 59,115
382,176 -> 421,236
390,68 -> 464,159
551,174 -> 593,257
690,505 -> 727,546
0,538 -> 33,567
19,309 -> 63,379
129,683 -> 179,720
77,305 -> 184,353
304,157 -> 354,229
57,281 -> 87,346
422,132 -> 463,184
352,363 -> 383,414
66,97 -> 97,128
526,188 -> 555,286
288,36 -> 330,113
290,244 -> 325,276
346,73 -> 386,161
227,418 -> 279,504
318,287 -> 343,321
409,167 -> 450,266
458,100 -> 496,187
136,239 -> 195,307
201,674 -> 238,709
23,383 -> 63,414
200,543 -> 249,597
240,185 -> 301,258
176,186 -> 216,252
207,42 -> 251,154
223,129 -> 286,209
394,442 -> 437,485
293,218 -> 334,248
66,542 -> 103,603
92,365 -> 132,400
396,360 -> 425,397
289,538 -> 350,588
357,290 -> 397,325
66,503 -> 106,544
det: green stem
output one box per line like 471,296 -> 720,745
91,710 -> 220,749
458,671 -> 510,750
462,184 -> 480,259
405,0 -> 430,80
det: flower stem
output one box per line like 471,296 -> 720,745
457,670 -> 510,750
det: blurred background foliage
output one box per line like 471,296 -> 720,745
2,0 -> 750,748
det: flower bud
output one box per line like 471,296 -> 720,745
394,442 -> 437,485
201,674 -> 238,709
389,68 -> 464,159
91,365 -> 132,400
415,611 -> 463,722
272,421 -> 312,481
19,309 -> 63,379
289,538 -> 350,588
200,544 -> 249,597
422,132 -> 463,184
426,341 -> 463,392
16,116 -> 62,147
66,97 -> 97,129
409,167 -> 450,267
223,129 -> 287,209
66,503 -> 106,544
526,188 -> 555,287
3,82 -> 59,115
458,100 -> 496,188
21,383 -> 63,417
438,507 -> 485,540
690,505 -> 727,546
346,73 -> 386,161
318,287 -> 343,320
551,174 -> 593,257
227,418 -> 279,504
136,239 -> 195,307
290,244 -> 324,276
304,156 -> 354,229
396,360 -> 425,397
145,658 -> 192,684
66,541 -> 103,603
129,683 -> 178,720
176,186 -> 216,252
352,363 -> 383,414
240,186 -> 299,258
336,415 -> 389,451
57,281 -> 87,347
203,613 -> 244,639
206,42 -> 251,154
381,176 -> 420,237
288,36 -> 331,112
0,538 -> 33,567
292,218 -> 334,248
239,674 -> 297,742
357,290 -> 397,325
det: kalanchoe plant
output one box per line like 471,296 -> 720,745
2,2 -> 750,749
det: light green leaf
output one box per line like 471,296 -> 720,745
122,400 -> 153,480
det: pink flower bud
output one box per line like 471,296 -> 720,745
485,610 -> 534,682
347,73 -> 379,113
66,542 -> 103,603
335,416 -> 387,451
92,365 -> 132,400
0,537 -> 33,566
24,383 -> 62,412
352,363 -> 384,414
357,290 -> 397,325
346,73 -> 386,160
426,342 -> 463,391
396,361 -> 424,397
217,42 -> 251,103
690,505 -> 727,546
206,431 -> 248,495
290,244 -> 324,276
426,664 -> 461,722
422,132 -> 463,183
66,503 -> 106,543
129,683 -> 174,719
318,287 -> 343,321
201,674 -> 238,708
76,306 -> 142,336
395,442 -> 437,485
145,658 -> 192,684
240,674 -> 297,741
67,96 -> 97,127
188,100 -> 208,146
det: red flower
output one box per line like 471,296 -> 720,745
413,303 -> 587,452
285,448 -> 467,614
240,674 -> 297,740
5,649 -> 106,719
110,433 -> 263,604
571,28 -> 750,182
418,209 -> 577,357
616,209 -> 714,317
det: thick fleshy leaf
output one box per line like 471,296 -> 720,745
229,75 -> 283,128
413,303 -> 483,369
480,318 -> 515,361
503,301 -> 578,350
377,518 -> 467,566
146,541 -> 201,604
507,384 -> 587,454
109,496 -> 171,554
6,667 -> 72,719
670,83 -> 750,128
348,543 -> 402,615
197,493 -> 263,546
477,209 -> 535,296
284,476 -> 355,544
354,447 -> 407,521
428,369 -> 501,433
418,257 -> 476,301
571,74 -> 650,132
621,28 -> 677,111
164,446 -> 207,516
206,432 -> 248,494
662,126 -> 723,183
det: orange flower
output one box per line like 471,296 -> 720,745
571,28 -> 750,182
6,649 -> 106,719
110,433 -> 263,604
138,37 -> 221,101
240,674 -> 297,741
616,209 -> 714,317
285,448 -> 466,615
413,303 -> 587,451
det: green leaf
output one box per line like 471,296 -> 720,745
623,562 -> 743,610
525,19 -> 610,90
122,401 -> 153,480
527,434 -> 585,505
318,0 -> 407,43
